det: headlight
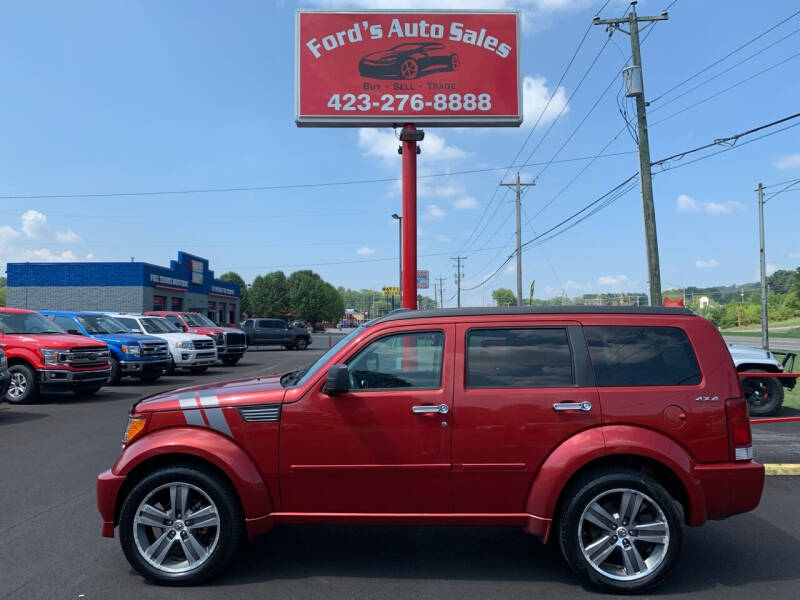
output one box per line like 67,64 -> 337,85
121,344 -> 141,356
215,333 -> 224,344
176,341 -> 194,349
39,348 -> 69,366
123,416 -> 147,444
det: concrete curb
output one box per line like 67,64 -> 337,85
764,463 -> 800,475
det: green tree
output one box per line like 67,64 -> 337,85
417,295 -> 436,310
492,287 -> 516,306
218,271 -> 250,315
287,270 -> 344,326
767,269 -> 798,294
250,271 -> 289,317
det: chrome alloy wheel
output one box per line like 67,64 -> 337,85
133,482 -> 221,574
578,488 -> 670,581
7,372 -> 28,400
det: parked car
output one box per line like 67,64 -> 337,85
238,318 -> 312,350
0,349 -> 10,398
144,311 -> 247,366
41,311 -> 170,385
728,343 -> 797,416
0,307 -> 111,403
109,314 -> 217,374
97,306 -> 763,592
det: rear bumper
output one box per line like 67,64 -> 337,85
39,367 -> 111,386
97,469 -> 126,537
694,460 -> 765,520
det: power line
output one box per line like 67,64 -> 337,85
764,178 -> 800,203
649,7 -> 800,104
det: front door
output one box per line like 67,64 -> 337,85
280,325 -> 454,513
452,321 -> 600,514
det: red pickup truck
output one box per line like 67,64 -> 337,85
144,311 -> 247,366
97,307 -> 763,593
1,308 -> 111,403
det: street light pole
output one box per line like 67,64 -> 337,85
391,213 -> 402,304
758,182 -> 769,350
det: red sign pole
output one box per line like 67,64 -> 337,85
400,124 -> 422,310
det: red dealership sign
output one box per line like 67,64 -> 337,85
296,11 -> 521,127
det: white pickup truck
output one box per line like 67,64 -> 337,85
728,343 -> 797,416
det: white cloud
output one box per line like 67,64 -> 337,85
55,229 -> 80,243
775,153 -> 800,169
0,225 -> 20,244
24,249 -> 78,262
21,209 -> 48,238
358,129 -> 465,164
766,263 -> 777,276
695,259 -> 719,269
676,194 -> 743,215
356,246 -> 376,255
453,196 -> 478,210
425,204 -> 446,219
598,274 -> 628,286
564,280 -> 592,291
436,234 -> 451,242
522,75 -> 569,127
789,252 -> 800,259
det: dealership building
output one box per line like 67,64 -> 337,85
6,251 -> 241,325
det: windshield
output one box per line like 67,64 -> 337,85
77,315 -> 128,334
183,313 -> 217,327
141,317 -> 179,334
289,326 -> 365,388
0,312 -> 66,335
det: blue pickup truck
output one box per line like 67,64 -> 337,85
40,311 -> 170,384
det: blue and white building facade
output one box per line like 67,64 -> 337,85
6,251 -> 241,325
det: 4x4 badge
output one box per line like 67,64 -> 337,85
695,395 -> 719,402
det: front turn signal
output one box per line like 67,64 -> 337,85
123,417 -> 147,444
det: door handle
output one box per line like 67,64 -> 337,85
412,404 -> 449,415
553,401 -> 592,412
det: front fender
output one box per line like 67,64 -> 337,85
5,348 -> 42,369
113,427 -> 273,519
525,425 -> 706,526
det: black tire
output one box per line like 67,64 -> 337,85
73,384 -> 103,396
190,366 -> 209,374
166,357 -> 176,375
295,337 -> 309,351
221,357 -> 240,366
108,357 -> 122,385
5,364 -> 39,404
557,467 -> 683,594
741,369 -> 784,416
118,465 -> 244,585
139,373 -> 162,384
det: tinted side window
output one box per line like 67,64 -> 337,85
54,316 -> 78,332
466,328 -> 573,388
257,320 -> 270,328
347,331 -> 444,390
242,320 -> 253,327
584,326 -> 701,387
165,316 -> 183,327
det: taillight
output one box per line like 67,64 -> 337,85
725,397 -> 753,461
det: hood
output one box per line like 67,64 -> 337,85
728,344 -> 779,362
135,374 -> 285,413
143,332 -> 212,343
187,326 -> 227,336
88,332 -> 161,345
2,333 -> 107,350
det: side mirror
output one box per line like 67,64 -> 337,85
324,364 -> 349,395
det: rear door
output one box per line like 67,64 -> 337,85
452,320 -> 600,514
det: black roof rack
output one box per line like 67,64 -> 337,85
373,305 -> 693,324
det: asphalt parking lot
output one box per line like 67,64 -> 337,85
2,346 -> 799,600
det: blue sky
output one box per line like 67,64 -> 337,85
0,0 -> 798,306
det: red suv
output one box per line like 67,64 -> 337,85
97,307 -> 763,593
144,311 -> 247,366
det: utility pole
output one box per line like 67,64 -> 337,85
435,276 -> 446,308
500,172 -> 535,306
451,256 -> 466,308
594,1 -> 668,307
758,182 -> 769,350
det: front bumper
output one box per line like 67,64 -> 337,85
218,344 -> 247,358
694,460 -> 765,520
119,359 -> 169,374
173,349 -> 218,367
39,367 -> 112,386
97,468 -> 126,537
0,369 -> 9,396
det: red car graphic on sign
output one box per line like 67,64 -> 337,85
358,42 -> 460,80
